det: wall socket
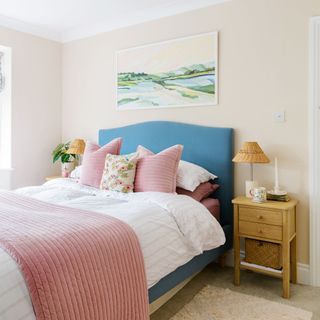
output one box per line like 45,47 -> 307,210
273,111 -> 285,122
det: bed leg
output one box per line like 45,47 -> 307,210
218,253 -> 227,268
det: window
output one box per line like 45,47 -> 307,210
0,46 -> 11,169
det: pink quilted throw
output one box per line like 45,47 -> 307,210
135,145 -> 183,193
80,138 -> 122,188
0,191 -> 149,320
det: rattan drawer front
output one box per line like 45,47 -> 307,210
239,221 -> 282,241
239,206 -> 282,226
245,239 -> 282,269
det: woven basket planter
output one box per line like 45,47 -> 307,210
244,238 -> 282,270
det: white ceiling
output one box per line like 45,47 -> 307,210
0,0 -> 230,42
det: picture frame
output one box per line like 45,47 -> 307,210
116,32 -> 218,110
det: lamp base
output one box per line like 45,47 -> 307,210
245,180 -> 258,198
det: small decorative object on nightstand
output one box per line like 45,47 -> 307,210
267,157 -> 289,201
232,196 -> 298,298
52,139 -> 85,178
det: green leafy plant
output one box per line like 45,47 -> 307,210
52,142 -> 75,164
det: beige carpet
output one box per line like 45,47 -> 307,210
170,285 -> 313,320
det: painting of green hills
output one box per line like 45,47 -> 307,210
116,32 -> 218,109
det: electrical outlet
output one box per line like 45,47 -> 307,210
273,111 -> 285,122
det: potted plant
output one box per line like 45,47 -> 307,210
52,142 -> 76,177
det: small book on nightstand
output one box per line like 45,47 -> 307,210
267,193 -> 290,202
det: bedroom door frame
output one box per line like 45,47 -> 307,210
309,16 -> 320,287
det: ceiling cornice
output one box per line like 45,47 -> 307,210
0,14 -> 61,42
0,0 -> 231,43
62,0 -> 231,43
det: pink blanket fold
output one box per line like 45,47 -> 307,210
0,191 -> 149,320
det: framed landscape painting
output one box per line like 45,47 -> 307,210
116,32 -> 218,110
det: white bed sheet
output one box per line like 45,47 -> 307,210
0,179 -> 225,320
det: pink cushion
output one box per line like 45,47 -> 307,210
135,145 -> 183,193
176,183 -> 220,202
80,138 -> 122,188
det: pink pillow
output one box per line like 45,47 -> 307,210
176,183 -> 220,202
135,145 -> 183,193
201,198 -> 220,221
80,138 -> 122,188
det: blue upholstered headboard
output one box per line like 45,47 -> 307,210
99,121 -> 234,227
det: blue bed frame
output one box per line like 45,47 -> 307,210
99,121 -> 234,303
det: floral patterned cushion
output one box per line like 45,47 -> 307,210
100,152 -> 138,193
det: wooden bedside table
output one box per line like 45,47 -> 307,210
232,196 -> 298,298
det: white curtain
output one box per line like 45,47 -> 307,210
0,51 -> 4,169
0,47 -> 10,180
0,51 -> 4,93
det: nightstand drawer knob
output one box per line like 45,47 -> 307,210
258,215 -> 263,220
258,229 -> 263,234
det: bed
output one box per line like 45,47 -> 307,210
0,121 -> 233,319
99,121 -> 234,310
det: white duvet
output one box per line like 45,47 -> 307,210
0,179 -> 225,320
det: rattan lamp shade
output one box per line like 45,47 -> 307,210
232,142 -> 270,163
66,139 -> 86,155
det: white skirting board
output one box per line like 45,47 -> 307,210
297,263 -> 311,286
225,249 -> 311,286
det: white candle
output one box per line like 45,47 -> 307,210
275,157 -> 279,190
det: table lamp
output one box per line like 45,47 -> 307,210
67,139 -> 86,165
233,142 -> 270,198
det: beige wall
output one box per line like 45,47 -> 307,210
61,0 -> 319,264
0,27 -> 61,188
0,0 -> 317,266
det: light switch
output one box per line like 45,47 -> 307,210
273,111 -> 285,122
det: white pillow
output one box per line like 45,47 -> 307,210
70,165 -> 82,179
177,160 -> 217,192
